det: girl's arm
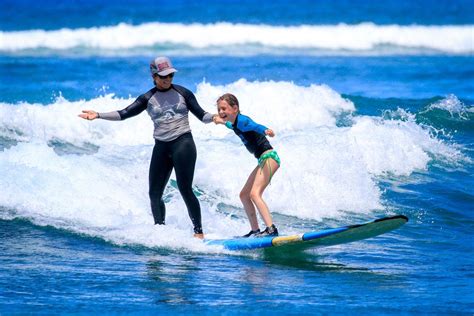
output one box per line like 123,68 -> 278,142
237,114 -> 274,136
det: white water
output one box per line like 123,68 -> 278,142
0,80 -> 465,251
1,22 -> 472,55
427,94 -> 474,118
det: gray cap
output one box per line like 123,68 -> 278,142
150,56 -> 178,76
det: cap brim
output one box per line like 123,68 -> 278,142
157,68 -> 177,76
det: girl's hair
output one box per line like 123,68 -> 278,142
217,93 -> 239,109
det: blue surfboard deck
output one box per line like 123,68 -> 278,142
204,215 -> 408,251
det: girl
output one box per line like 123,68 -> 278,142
213,93 -> 280,237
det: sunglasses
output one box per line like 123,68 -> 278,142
157,73 -> 174,79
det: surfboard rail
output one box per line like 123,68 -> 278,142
205,215 -> 408,251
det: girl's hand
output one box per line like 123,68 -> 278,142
213,115 -> 225,125
79,110 -> 98,120
265,129 -> 275,137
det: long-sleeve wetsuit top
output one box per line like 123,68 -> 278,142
98,84 -> 213,142
226,113 -> 273,159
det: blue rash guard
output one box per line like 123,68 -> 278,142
226,113 -> 273,159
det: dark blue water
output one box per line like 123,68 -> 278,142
2,55 -> 474,104
2,0 -> 473,30
1,0 -> 473,314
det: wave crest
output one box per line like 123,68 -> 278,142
1,22 -> 472,55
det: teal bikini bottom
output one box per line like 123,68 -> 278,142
258,150 -> 280,181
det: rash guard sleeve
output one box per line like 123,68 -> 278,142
235,114 -> 268,135
97,111 -> 121,121
172,85 -> 213,123
116,88 -> 156,120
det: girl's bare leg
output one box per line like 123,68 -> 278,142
240,166 -> 260,231
249,159 -> 279,227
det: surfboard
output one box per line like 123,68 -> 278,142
205,215 -> 408,251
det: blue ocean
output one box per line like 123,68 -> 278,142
1,0 -> 473,314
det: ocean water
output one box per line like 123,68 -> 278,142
1,0 -> 473,314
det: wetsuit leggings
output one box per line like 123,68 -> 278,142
149,132 -> 202,234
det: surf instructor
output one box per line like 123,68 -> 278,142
79,56 -> 215,239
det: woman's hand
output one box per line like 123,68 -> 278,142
265,129 -> 275,137
79,110 -> 98,120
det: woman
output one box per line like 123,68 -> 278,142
79,56 -> 215,239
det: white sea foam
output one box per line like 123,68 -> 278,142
427,94 -> 473,118
0,80 -> 466,250
1,22 -> 472,55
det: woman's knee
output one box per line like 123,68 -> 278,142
177,183 -> 195,199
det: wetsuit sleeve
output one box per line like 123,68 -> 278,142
236,114 -> 268,135
173,85 -> 213,123
97,111 -> 121,120
103,88 -> 156,120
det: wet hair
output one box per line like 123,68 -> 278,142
217,93 -> 239,110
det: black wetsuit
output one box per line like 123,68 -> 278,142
149,132 -> 200,231
99,84 -> 212,234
